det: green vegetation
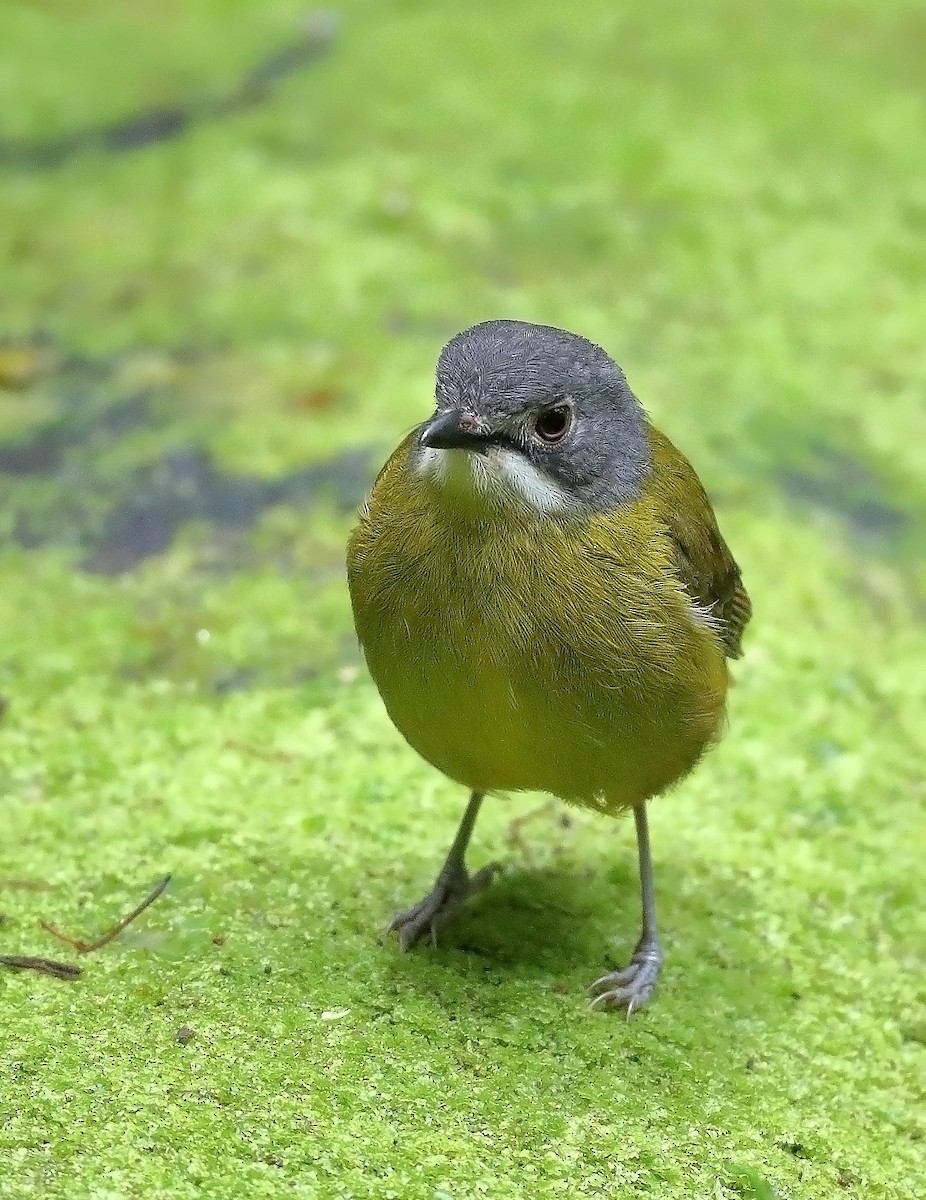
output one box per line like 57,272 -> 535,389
1,1 -> 924,1197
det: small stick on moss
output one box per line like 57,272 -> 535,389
40,874 -> 171,954
224,739 -> 300,764
0,878 -> 53,891
0,955 -> 82,980
505,799 -> 558,862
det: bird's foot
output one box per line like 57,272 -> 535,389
387,863 -> 498,951
588,936 -> 663,1016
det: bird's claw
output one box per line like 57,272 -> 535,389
387,862 -> 499,950
587,939 -> 663,1016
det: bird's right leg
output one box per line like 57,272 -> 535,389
388,791 -> 498,950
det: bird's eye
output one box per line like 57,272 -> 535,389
534,402 -> 572,444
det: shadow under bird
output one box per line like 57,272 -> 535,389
347,319 -> 751,1013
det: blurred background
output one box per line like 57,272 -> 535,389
1,0 -> 924,640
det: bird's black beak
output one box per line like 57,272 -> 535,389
419,409 -> 489,452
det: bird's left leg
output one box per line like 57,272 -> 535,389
588,802 -> 664,1015
388,791 -> 498,950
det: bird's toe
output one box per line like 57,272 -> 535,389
587,940 -> 663,1016
387,863 -> 499,950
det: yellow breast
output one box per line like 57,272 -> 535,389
347,436 -> 728,814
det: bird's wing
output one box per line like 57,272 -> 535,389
648,428 -> 752,659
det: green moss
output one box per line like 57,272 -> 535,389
1,2 -> 924,1197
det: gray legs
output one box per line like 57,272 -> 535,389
390,794 -> 664,1016
388,792 -> 497,950
588,803 -> 664,1015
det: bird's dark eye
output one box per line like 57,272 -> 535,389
534,402 -> 572,444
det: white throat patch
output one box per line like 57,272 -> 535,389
413,444 -> 572,514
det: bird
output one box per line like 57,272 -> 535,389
346,319 -> 750,1013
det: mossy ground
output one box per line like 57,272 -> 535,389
1,2 -> 924,1197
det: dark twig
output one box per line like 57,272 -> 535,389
40,875 -> 171,954
0,955 -> 82,980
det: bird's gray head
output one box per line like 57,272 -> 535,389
413,319 -> 651,516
